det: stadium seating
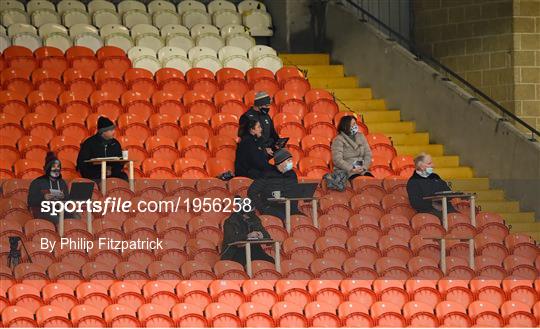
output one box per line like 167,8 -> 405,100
1,0 -> 539,327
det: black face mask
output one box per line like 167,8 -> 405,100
260,107 -> 269,114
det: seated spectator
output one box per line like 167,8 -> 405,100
234,118 -> 274,179
221,205 -> 274,267
406,152 -> 458,217
331,115 -> 373,180
248,148 -> 303,221
27,152 -> 76,225
76,116 -> 128,181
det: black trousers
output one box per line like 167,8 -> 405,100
228,245 -> 274,267
349,171 -> 374,181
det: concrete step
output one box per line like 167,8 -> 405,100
462,189 -> 505,201
503,212 -> 536,223
478,200 -> 521,213
309,77 -> 358,88
328,88 -> 373,100
279,53 -> 330,65
432,156 -> 460,168
368,122 -> 416,134
508,222 -> 540,233
361,111 -> 400,123
448,178 -> 490,191
298,65 -> 345,77
387,133 -> 430,145
437,167 -> 474,179
395,144 -> 444,156
339,99 -> 387,111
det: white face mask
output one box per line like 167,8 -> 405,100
350,125 -> 359,135
425,167 -> 434,175
49,169 -> 60,178
283,161 -> 293,172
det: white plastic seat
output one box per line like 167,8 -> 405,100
44,33 -> 73,52
162,54 -> 191,74
220,24 -> 246,37
7,23 -> 37,37
131,23 -> 159,37
63,9 -> 91,27
123,9 -> 151,28
182,10 -> 211,29
190,23 -> 219,37
133,56 -> 161,74
248,45 -> 277,60
100,24 -> 129,37
0,26 -> 6,35
212,10 -> 241,29
192,56 -> 222,74
57,0 -> 87,15
195,34 -> 224,52
158,46 -> 188,60
208,0 -> 237,14
160,24 -> 189,37
148,0 -> 176,14
12,33 -> 42,51
222,56 -> 252,73
74,33 -> 103,52
32,9 -> 61,28
243,10 -> 273,36
253,55 -> 283,74
178,0 -> 206,14
2,0 -> 25,11
225,33 -> 255,51
88,0 -> 116,14
93,10 -> 121,28
39,23 -> 68,37
1,9 -> 30,27
27,0 -> 56,15
238,0 -> 266,14
165,33 -> 194,52
0,35 -> 11,52
218,46 -> 247,60
104,33 -> 133,52
188,46 -> 217,60
152,10 -> 179,29
69,23 -> 98,37
128,46 -> 157,60
135,34 -> 164,52
118,0 -> 147,15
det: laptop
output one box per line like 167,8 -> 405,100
283,183 -> 319,199
68,182 -> 95,201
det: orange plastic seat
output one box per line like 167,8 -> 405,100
1,306 -> 37,327
145,136 -> 180,165
54,112 -> 89,140
155,68 -> 188,98
26,90 -> 60,121
174,157 -> 208,178
0,113 -> 25,143
148,113 -> 181,140
180,113 -> 213,141
36,305 -> 71,327
373,279 -> 409,309
210,113 -> 239,138
375,257 -> 411,280
301,134 -> 332,164
32,67 -> 65,97
405,277 -> 441,308
305,89 -> 339,115
476,211 -> 509,239
151,90 -> 185,121
17,135 -> 48,162
104,304 -> 140,327
14,159 -> 44,178
276,66 -> 311,95
246,68 -> 279,97
468,300 -> 504,327
205,157 -> 234,177
121,90 -> 154,121
380,213 -> 414,240
1,67 -> 33,97
304,112 -> 336,138
35,46 -> 67,74
205,302 -> 242,327
310,258 -> 347,279
124,68 -> 157,99
371,301 -> 406,327
118,113 -> 152,141
238,302 -> 274,327
502,276 -> 537,308
42,282 -> 77,310
209,280 -> 245,309
304,301 -> 340,327
186,68 -> 218,96
90,90 -> 122,121
67,46 -> 100,78
439,277 -> 474,308
70,304 -> 107,327
96,46 -> 131,77
216,68 -> 249,96
314,236 -> 349,265
501,300 -> 537,327
142,158 -> 176,178
8,283 -> 42,313
178,135 -> 210,163
63,68 -> 96,99
94,68 -> 127,99
4,46 -> 38,76
275,89 -> 308,117
435,301 -> 471,327
138,303 -> 175,327
214,89 -> 246,115
337,301 -> 372,327
271,301 -> 308,327
208,135 -> 237,160
0,90 -> 29,121
142,281 -> 179,311
505,233 -> 538,259
171,303 -> 207,327
504,254 -> 538,280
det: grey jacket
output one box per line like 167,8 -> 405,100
331,132 -> 372,178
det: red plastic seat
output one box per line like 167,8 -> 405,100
63,68 -> 96,99
305,89 -> 339,116
36,305 -> 71,327
0,90 -> 29,121
403,301 -> 439,327
183,90 -> 217,117
138,303 -> 175,327
1,306 -> 37,327
148,113 -> 181,140
501,300 -> 537,327
90,90 -> 122,121
370,301 -> 406,327
435,301 -> 471,327
238,302 -> 274,327
211,113 -> 239,138
186,68 -> 218,96
205,302 -> 242,328
96,46 -> 131,77
205,157 -> 234,177
155,68 -> 188,98
70,304 -> 107,327
1,66 -> 33,97
301,134 -> 332,164
104,304 -> 140,327
405,277 -> 442,308
275,89 -> 308,117
468,301 -> 504,327
180,113 -> 213,141
246,68 -> 279,97
337,301 -> 372,327
124,68 -> 157,99
67,46 -> 100,78
271,301 -> 308,327
276,66 -> 311,95
171,303 -> 207,327
151,90 -> 185,121
216,68 -> 248,96
304,112 -> 336,138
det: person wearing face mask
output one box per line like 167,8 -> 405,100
239,91 -> 280,157
247,148 -> 303,222
27,152 -> 72,225
406,152 -> 458,218
331,115 -> 373,181
235,119 -> 274,179
76,116 -> 128,182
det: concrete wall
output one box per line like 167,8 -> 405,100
325,3 -> 540,216
413,0 -> 540,132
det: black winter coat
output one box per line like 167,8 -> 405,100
406,171 -> 457,213
239,107 -> 279,148
234,134 -> 273,179
76,134 -> 126,180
